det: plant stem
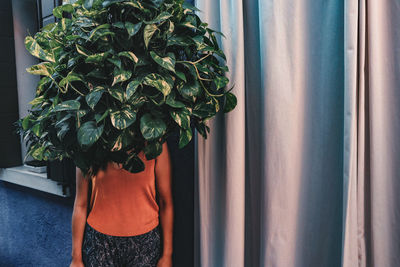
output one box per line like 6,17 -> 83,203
70,84 -> 85,96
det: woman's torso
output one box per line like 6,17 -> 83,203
86,151 -> 159,236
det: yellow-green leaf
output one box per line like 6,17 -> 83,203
26,62 -> 53,77
24,36 -> 55,62
143,73 -> 172,97
150,51 -> 175,73
112,68 -> 132,86
110,106 -> 137,130
143,24 -> 158,48
118,51 -> 139,63
126,80 -> 141,99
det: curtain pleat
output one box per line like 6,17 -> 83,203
194,0 -> 400,266
194,0 -> 246,266
343,1 -> 400,267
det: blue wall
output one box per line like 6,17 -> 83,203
0,182 -> 74,266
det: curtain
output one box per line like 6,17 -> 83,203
194,0 -> 400,267
343,1 -> 400,267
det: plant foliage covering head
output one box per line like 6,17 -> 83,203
16,0 -> 237,178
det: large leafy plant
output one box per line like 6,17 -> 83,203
15,0 -> 237,177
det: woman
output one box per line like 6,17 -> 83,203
69,142 -> 174,267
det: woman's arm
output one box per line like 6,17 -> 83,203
155,142 -> 174,266
69,167 -> 89,267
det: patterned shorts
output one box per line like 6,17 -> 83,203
82,221 -> 162,267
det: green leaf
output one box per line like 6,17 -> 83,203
95,109 -> 110,123
53,100 -> 81,112
24,36 -> 55,62
107,56 -> 122,68
56,121 -> 70,140
36,76 -> 51,95
30,144 -> 46,161
29,95 -> 46,107
118,51 -> 139,63
175,71 -> 186,82
129,93 -> 147,108
110,105 -> 137,130
112,68 -> 132,86
60,18 -> 72,31
75,44 -> 90,56
180,20 -> 197,29
31,123 -> 42,137
170,109 -> 191,129
26,62 -> 53,77
125,22 -> 142,37
150,51 -> 175,73
214,75 -> 229,90
85,87 -> 104,109
126,80 -> 141,99
143,24 -> 158,48
55,114 -> 73,140
83,0 -> 94,9
145,12 -> 172,24
108,86 -> 126,102
53,4 -> 74,18
88,24 -> 111,40
87,68 -> 107,79
123,154 -> 145,173
148,0 -> 163,7
223,92 -> 237,113
59,73 -> 83,88
191,36 -> 208,50
167,35 -> 192,46
75,17 -> 97,28
197,63 -> 211,75
194,120 -> 210,139
93,30 -> 115,41
144,141 -> 162,160
77,121 -> 104,147
21,115 -> 32,130
192,97 -> 218,118
140,113 -> 166,141
177,80 -> 201,102
53,7 -> 63,19
179,127 -> 192,148
85,52 -> 108,63
113,21 -> 125,29
111,129 -> 134,151
182,2 -> 201,12
181,62 -> 197,79
120,1 -> 142,8
77,110 -> 89,120
166,93 -> 185,108
167,20 -> 174,34
67,55 -> 83,68
102,0 -> 127,8
206,27 -> 226,38
143,73 -> 172,97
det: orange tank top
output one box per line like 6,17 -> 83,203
86,150 -> 159,236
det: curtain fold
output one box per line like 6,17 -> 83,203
343,1 -> 400,267
194,0 -> 247,266
194,0 -> 400,266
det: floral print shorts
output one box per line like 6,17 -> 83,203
82,221 -> 161,267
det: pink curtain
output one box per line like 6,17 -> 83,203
194,0 -> 400,266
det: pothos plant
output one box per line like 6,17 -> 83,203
15,0 -> 237,177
